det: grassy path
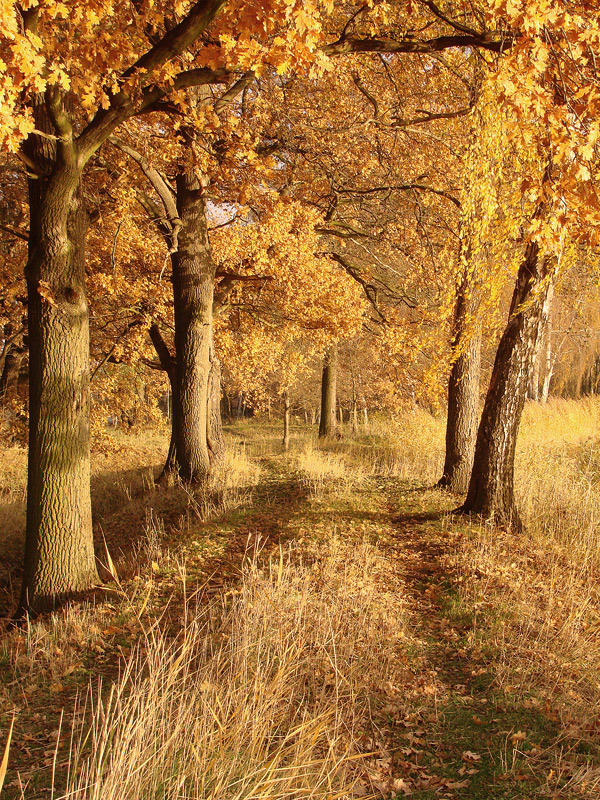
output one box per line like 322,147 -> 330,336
253,455 -> 590,799
0,441 -> 597,798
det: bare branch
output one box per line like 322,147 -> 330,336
0,223 -> 28,242
214,71 -> 255,113
352,71 -> 379,117
337,183 -> 461,208
418,0 -> 481,37
322,32 -> 511,57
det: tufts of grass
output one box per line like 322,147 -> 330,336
177,444 -> 261,523
295,444 -> 367,497
446,397 -> 600,788
63,538 -> 407,800
316,411 -> 445,484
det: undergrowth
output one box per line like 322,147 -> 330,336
3,400 -> 600,797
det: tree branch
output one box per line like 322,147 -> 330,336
351,70 -> 379,117
0,223 -> 29,242
149,323 -> 175,378
418,0 -> 482,37
390,105 -> 473,128
324,251 -> 386,321
76,0 -> 229,162
214,71 -> 255,113
336,183 -> 461,208
322,32 -> 511,57
123,0 -> 228,79
110,136 -> 181,252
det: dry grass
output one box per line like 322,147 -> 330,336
6,399 -> 600,797
61,538 -> 407,800
317,412 -> 445,484
295,444 -> 368,496
448,397 -> 600,778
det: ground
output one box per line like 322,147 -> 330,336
1,411 -> 600,798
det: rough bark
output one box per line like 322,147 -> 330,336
318,344 -> 338,438
438,264 -> 481,494
169,171 -> 216,483
439,327 -> 481,493
460,239 -> 555,530
18,100 -> 98,614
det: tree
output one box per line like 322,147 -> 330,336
318,344 -> 338,438
460,1 -> 600,528
0,0 -> 290,613
3,0 -> 347,612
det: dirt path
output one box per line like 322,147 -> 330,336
375,482 -> 574,799
0,451 -> 586,799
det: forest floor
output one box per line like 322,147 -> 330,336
1,411 -> 600,799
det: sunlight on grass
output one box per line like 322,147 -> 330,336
63,539 -> 407,800
317,411 -> 445,484
448,397 -> 600,792
295,444 -> 367,496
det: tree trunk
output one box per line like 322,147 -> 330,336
318,344 -> 337,438
19,107 -> 98,614
439,326 -> 481,493
541,324 -> 553,403
207,349 -> 225,464
170,171 -> 217,483
439,233 -> 481,494
460,238 -> 555,530
282,391 -> 290,451
527,350 -> 540,401
0,325 -> 27,400
149,324 -> 178,479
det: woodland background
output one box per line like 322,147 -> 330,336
2,0 -> 600,798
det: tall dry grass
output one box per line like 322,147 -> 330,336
450,398 -> 600,724
61,538 -> 406,800
296,410 -> 445,493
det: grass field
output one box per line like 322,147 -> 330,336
1,399 -> 600,798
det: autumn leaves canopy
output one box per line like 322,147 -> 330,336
1,0 -> 600,612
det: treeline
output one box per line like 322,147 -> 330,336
1,0 -> 600,614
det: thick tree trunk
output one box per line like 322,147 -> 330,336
282,391 -> 290,451
439,327 -> 481,493
318,344 -> 337,438
439,234 -> 481,494
19,112 -> 98,614
460,239 -> 555,530
170,171 -> 217,483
